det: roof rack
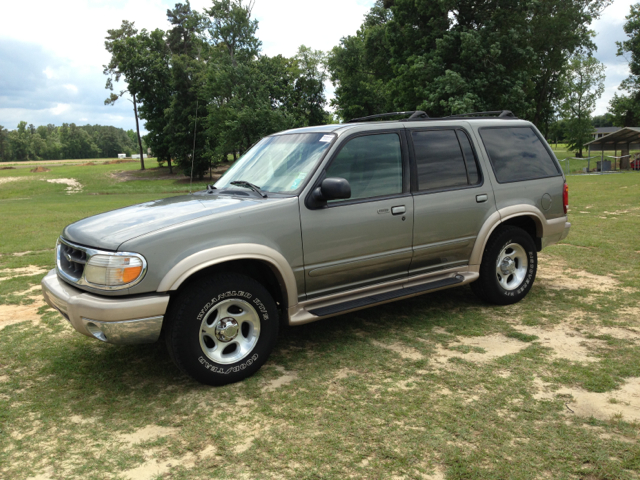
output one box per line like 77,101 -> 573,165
346,110 -> 429,123
445,110 -> 517,119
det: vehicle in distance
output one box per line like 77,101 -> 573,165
42,110 -> 570,385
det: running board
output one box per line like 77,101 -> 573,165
308,275 -> 464,317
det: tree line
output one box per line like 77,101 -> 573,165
0,122 -> 140,161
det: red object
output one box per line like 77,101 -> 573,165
563,182 -> 569,214
631,159 -> 640,171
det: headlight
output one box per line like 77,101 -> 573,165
84,255 -> 145,287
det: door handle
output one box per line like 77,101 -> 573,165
476,194 -> 488,203
391,205 -> 406,215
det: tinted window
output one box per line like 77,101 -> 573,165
479,127 -> 560,183
412,130 -> 478,191
456,130 -> 479,185
326,133 -> 402,201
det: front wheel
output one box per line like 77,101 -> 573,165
471,226 -> 537,305
164,273 -> 279,385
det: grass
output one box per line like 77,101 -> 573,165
1,162 -> 640,479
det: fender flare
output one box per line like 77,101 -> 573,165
157,243 -> 298,308
469,205 -> 549,266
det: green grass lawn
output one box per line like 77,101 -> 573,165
1,163 -> 640,479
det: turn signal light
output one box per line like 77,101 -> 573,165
85,255 -> 145,287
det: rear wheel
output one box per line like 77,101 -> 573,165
164,273 -> 279,385
471,226 -> 537,305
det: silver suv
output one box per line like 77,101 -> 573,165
41,110 -> 570,385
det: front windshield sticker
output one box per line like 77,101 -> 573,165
290,172 -> 307,190
319,135 -> 334,143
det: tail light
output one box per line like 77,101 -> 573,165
563,182 -> 569,214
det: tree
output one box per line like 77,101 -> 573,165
292,46 -> 329,126
591,113 -> 615,127
165,2 -> 209,178
607,3 -> 640,127
0,126 -> 9,161
205,0 -> 260,68
327,0 -> 611,128
559,54 -> 605,157
103,20 -> 147,170
327,2 -> 394,120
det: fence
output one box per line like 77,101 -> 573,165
559,155 -> 633,175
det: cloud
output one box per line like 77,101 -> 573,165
0,38 -> 134,130
592,0 -> 635,114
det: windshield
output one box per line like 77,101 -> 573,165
215,133 -> 335,193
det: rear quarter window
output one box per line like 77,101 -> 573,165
479,127 -> 560,183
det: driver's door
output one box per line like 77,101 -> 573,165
299,131 -> 414,299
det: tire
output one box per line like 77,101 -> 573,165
164,273 -> 279,385
471,226 -> 537,305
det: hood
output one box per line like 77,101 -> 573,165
62,193 -> 267,251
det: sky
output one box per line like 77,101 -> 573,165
0,0 -> 635,132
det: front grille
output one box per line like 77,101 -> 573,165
58,241 -> 87,281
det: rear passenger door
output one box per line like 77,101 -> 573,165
300,131 -> 413,298
409,127 -> 496,274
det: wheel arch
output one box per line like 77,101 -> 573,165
157,244 -> 297,310
470,206 -> 546,265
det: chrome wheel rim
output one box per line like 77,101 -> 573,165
495,243 -> 528,291
199,299 -> 261,365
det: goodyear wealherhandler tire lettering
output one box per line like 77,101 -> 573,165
471,226 -> 537,306
164,273 -> 279,385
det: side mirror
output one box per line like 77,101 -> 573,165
321,177 -> 351,201
309,177 -> 351,208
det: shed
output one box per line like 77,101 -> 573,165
586,127 -> 640,170
586,127 -> 640,152
118,153 -> 127,159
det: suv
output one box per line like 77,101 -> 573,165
42,110 -> 570,385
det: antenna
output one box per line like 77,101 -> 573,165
189,99 -> 199,194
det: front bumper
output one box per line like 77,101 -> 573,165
41,269 -> 170,345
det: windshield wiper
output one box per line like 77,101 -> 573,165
230,180 -> 268,198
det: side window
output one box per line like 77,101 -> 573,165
456,130 -> 479,185
479,127 -> 561,183
325,133 -> 402,201
412,129 -> 481,191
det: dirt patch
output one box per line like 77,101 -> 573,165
11,249 -> 52,257
591,326 -> 640,340
534,376 -> 640,422
30,167 -> 51,173
79,162 -> 95,166
0,166 -> 16,170
431,334 -> 527,367
103,159 -> 137,165
0,265 -> 48,280
0,176 -> 25,185
44,178 -> 82,194
117,425 -> 178,445
69,415 -> 97,425
514,325 -> 604,362
262,365 -> 297,392
371,340 -> 425,360
0,301 -> 47,329
537,254 -> 628,293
